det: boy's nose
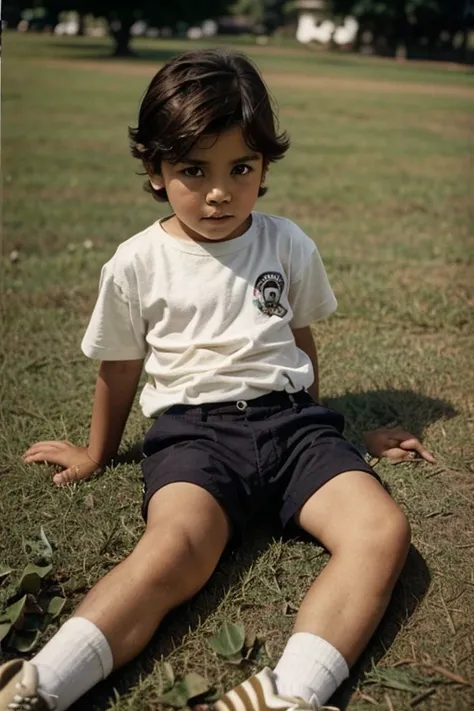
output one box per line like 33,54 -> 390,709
206,186 -> 231,205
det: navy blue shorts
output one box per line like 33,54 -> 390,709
141,391 -> 378,533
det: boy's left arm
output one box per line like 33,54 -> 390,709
292,326 -> 320,402
292,326 -> 435,465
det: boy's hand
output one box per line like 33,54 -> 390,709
362,427 -> 435,465
23,441 -> 101,486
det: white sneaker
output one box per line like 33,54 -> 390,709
214,668 -> 340,711
0,660 -> 53,711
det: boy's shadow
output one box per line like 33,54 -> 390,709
75,389 -> 455,710
323,388 -> 456,442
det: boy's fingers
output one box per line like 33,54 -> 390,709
25,440 -> 68,449
399,438 -> 435,463
53,464 -> 94,486
386,447 -> 416,464
24,441 -> 68,457
53,466 -> 92,486
23,449 -> 67,465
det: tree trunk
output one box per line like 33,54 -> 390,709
110,17 -> 135,57
76,12 -> 86,37
461,27 -> 469,63
47,10 -> 59,34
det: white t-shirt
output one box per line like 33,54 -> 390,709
82,211 -> 337,416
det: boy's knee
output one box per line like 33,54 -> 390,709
359,505 -> 411,574
135,524 -> 218,599
378,506 -> 411,557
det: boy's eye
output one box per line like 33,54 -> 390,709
181,166 -> 204,177
232,164 -> 252,176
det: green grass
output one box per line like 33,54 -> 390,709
2,32 -> 474,711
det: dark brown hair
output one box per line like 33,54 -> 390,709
129,48 -> 290,202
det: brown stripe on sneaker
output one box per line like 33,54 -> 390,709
216,692 -> 239,711
231,680 -> 255,711
249,676 -> 274,711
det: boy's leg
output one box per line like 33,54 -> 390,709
3,482 -> 230,711
273,470 -> 411,705
73,481 -> 231,666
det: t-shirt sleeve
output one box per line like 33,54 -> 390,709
288,238 -> 337,329
81,257 -> 147,361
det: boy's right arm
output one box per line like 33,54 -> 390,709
23,359 -> 143,486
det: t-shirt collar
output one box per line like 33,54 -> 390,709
155,212 -> 260,256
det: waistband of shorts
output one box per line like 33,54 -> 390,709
164,389 -> 313,416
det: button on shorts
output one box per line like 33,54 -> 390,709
141,390 -> 379,533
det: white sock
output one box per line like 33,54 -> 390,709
273,633 -> 349,707
31,617 -> 114,711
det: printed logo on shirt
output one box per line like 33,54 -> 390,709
253,271 -> 288,318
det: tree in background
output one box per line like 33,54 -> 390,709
7,0 -> 232,54
231,0 -> 288,32
328,0 -> 472,58
97,0 -> 232,55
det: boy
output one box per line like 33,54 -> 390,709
0,49 -> 434,711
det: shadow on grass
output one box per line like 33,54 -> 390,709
45,39 -> 182,64
42,38 -> 373,72
325,388 -> 457,442
73,387 -> 452,709
42,38 -> 474,76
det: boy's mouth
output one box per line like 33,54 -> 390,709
203,214 -> 233,221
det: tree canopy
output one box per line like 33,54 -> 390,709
231,0 -> 288,31
6,0 -> 472,59
328,0 -> 472,56
8,0 -> 233,54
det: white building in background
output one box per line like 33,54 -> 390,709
295,0 -> 358,46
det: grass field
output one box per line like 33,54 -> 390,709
2,32 -> 474,711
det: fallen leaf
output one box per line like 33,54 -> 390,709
39,528 -> 53,561
282,601 -> 298,616
207,620 -> 245,658
9,629 -> 41,653
84,494 -> 95,509
19,563 -> 52,595
24,595 -> 44,615
0,565 -> 12,581
244,628 -> 256,649
162,661 -> 175,691
184,672 -> 211,698
157,681 -> 189,708
45,596 -> 66,620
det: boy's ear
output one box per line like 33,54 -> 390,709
149,175 -> 164,191
145,163 -> 164,191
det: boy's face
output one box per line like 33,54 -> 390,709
149,126 -> 266,242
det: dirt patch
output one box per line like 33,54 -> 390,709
395,263 -> 474,292
265,71 -> 474,98
36,58 -> 474,99
250,43 -> 472,71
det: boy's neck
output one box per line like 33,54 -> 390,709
161,214 -> 253,244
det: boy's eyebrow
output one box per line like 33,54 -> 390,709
178,154 -> 261,166
230,154 -> 261,165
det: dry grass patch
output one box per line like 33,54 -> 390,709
34,58 -> 474,100
265,72 -> 474,99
